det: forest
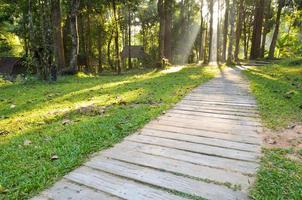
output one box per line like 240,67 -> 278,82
0,0 -> 302,200
0,0 -> 301,79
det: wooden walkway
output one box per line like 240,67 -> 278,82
33,67 -> 262,200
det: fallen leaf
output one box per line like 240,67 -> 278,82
0,130 -> 9,136
62,119 -> 71,125
0,185 -> 8,194
51,155 -> 59,160
23,140 -> 32,146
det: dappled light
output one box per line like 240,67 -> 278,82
0,0 -> 301,199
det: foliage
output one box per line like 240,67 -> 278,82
0,65 -> 218,199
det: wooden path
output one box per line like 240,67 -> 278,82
33,67 -> 262,200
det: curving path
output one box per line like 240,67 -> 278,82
33,67 -> 262,200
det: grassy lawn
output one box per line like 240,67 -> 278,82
0,66 -> 218,199
244,59 -> 302,200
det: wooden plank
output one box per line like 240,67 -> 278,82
184,97 -> 256,105
164,111 -> 262,127
150,119 -> 261,137
187,93 -> 256,100
127,134 -> 260,162
171,106 -> 260,119
180,99 -> 257,108
140,128 -> 261,153
144,124 -> 262,144
32,179 -> 121,200
85,157 -> 249,200
174,104 -> 260,115
114,141 -> 259,175
179,99 -> 259,111
66,166 -> 185,200
101,148 -> 253,191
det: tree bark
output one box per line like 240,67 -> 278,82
260,0 -> 272,58
69,0 -> 80,71
97,24 -> 103,74
128,4 -> 132,69
227,0 -> 236,64
51,0 -> 65,71
112,0 -> 121,74
158,0 -> 165,61
234,0 -> 244,61
250,0 -> 265,60
164,0 -> 172,61
199,0 -> 204,61
208,0 -> 214,63
217,0 -> 221,62
222,0 -> 229,62
269,0 -> 285,59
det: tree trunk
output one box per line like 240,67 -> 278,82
243,9 -> 248,59
199,0 -> 204,62
208,0 -> 214,63
222,0 -> 229,62
227,0 -> 236,64
97,25 -> 103,74
269,0 -> 285,59
107,28 -> 114,69
112,0 -> 121,74
250,0 -> 265,60
234,0 -> 244,62
86,1 -> 92,68
164,0 -> 172,61
158,0 -> 165,61
51,0 -> 65,71
260,0 -> 271,58
217,0 -> 221,62
203,23 -> 208,63
128,5 -> 132,69
69,0 -> 80,71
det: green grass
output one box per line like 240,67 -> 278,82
0,66 -> 218,199
244,59 -> 302,129
244,59 -> 302,200
250,149 -> 302,200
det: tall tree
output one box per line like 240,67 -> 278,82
250,0 -> 265,59
128,4 -> 132,69
227,0 -> 236,64
208,0 -> 214,62
164,0 -> 172,61
269,0 -> 285,58
112,0 -> 121,74
158,0 -> 165,61
260,0 -> 272,58
234,0 -> 244,61
222,0 -> 229,62
199,0 -> 204,61
69,0 -> 80,72
51,0 -> 65,71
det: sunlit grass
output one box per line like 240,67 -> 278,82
244,59 -> 302,129
0,65 -> 218,199
245,59 -> 302,200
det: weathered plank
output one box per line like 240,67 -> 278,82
66,166 -> 185,200
163,112 -> 262,126
149,119 -> 261,137
85,158 -> 249,200
32,179 -> 121,200
126,134 -> 260,162
140,128 -> 261,152
144,124 -> 262,144
101,148 -> 253,190
114,141 -> 259,175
